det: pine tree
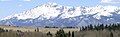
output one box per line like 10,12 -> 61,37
47,31 -> 53,37
35,29 -> 36,32
72,31 -> 74,37
108,24 -> 112,31
0,28 -> 5,33
68,31 -> 71,37
55,29 -> 67,37
85,26 -> 88,31
110,32 -> 113,37
89,24 -> 93,30
55,31 -> 59,37
100,24 -> 104,30
82,26 -> 85,31
105,24 -> 108,29
94,25 -> 99,31
36,27 -> 39,32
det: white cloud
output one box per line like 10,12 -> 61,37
0,0 -> 32,2
101,0 -> 111,3
23,0 -> 31,2
0,0 -> 11,1
101,0 -> 120,4
18,4 -> 22,7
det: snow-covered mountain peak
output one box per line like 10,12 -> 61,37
0,3 -> 120,27
1,3 -> 120,20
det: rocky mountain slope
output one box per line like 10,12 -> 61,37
0,3 -> 120,27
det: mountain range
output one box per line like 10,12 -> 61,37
0,3 -> 120,27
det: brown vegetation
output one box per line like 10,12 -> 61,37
0,23 -> 120,37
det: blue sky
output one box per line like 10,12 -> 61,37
0,0 -> 120,19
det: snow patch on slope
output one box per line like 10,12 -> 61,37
1,3 -> 120,20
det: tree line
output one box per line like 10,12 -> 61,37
80,23 -> 120,31
46,29 -> 75,37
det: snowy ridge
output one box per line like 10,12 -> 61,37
0,3 -> 120,27
2,3 -> 120,20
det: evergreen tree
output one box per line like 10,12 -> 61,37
55,31 -> 59,37
55,29 -> 67,37
105,24 -> 108,29
81,23 -> 120,31
94,25 -> 99,31
89,24 -> 93,30
0,28 -> 5,33
47,31 -> 53,37
36,27 -> 39,32
35,29 -> 36,32
100,24 -> 104,30
72,31 -> 74,37
68,31 -> 71,37
110,32 -> 113,37
85,26 -> 88,30
108,24 -> 112,31
82,26 -> 85,31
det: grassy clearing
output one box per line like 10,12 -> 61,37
0,26 -> 79,33
0,26 -> 120,37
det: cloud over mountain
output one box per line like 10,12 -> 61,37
101,0 -> 120,4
